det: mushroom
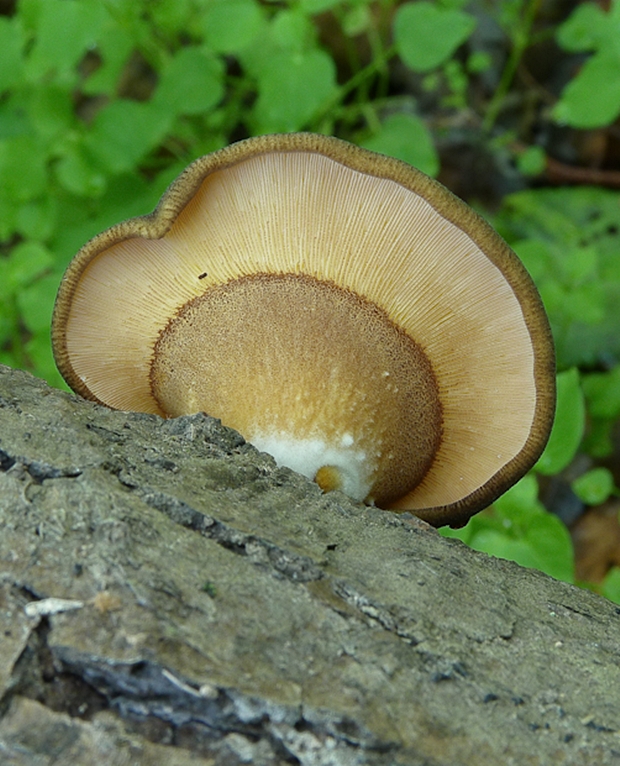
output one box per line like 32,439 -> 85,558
51,133 -> 555,527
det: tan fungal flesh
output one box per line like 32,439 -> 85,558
152,273 -> 442,506
59,144 -> 544,517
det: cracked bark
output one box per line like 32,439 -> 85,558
1,363 -> 620,765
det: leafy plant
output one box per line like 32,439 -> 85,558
494,187 -> 620,369
393,1 -> 476,73
553,0 -> 620,128
602,567 -> 620,603
582,366 -> 620,458
572,468 -> 617,507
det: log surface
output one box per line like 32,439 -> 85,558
0,364 -> 619,765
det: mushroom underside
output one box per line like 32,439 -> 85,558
152,272 -> 443,506
54,138 -> 552,522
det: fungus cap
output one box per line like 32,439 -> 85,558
52,133 -> 555,527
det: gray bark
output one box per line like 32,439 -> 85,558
0,363 -> 619,766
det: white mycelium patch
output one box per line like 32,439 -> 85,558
251,431 -> 375,502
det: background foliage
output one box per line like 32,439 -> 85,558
1,0 -> 619,598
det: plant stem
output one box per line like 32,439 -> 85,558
311,43 -> 398,130
483,0 -> 541,132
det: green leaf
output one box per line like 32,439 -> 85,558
572,467 -> 616,506
202,0 -> 264,54
565,282 -> 606,325
0,136 -> 48,202
0,263 -> 11,304
394,1 -> 477,73
494,474 -> 542,523
271,9 -> 316,52
462,512 -> 574,582
553,51 -> 620,129
342,5 -> 371,37
0,17 -> 23,92
556,2 -> 607,53
28,85 -> 75,142
360,113 -> 439,178
516,146 -> 546,177
5,241 -> 54,292
17,272 -> 59,334
582,366 -> 620,420
154,47 -> 225,116
24,0 -> 108,80
512,238 -> 553,282
252,49 -> 337,132
602,567 -> 620,605
149,0 -> 193,34
535,368 -> 585,475
494,186 -> 620,367
522,512 -> 575,583
466,50 -> 492,74
468,530 -> 541,569
82,26 -> 134,96
554,1 -> 620,128
561,245 -> 598,284
16,197 -> 58,241
0,197 -> 17,241
85,100 -> 172,174
55,145 -> 107,197
582,418 -> 615,459
0,94 -> 30,141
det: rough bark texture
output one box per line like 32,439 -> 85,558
1,363 -> 619,765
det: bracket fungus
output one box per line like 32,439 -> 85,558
52,133 -> 555,527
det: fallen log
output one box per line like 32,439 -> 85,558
0,364 -> 618,765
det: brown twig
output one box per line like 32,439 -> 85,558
544,155 -> 620,188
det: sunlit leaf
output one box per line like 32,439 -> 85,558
553,52 -> 620,129
554,1 -> 620,128
23,0 -> 108,79
202,0 -> 263,54
85,100 -> 172,174
582,367 -> 620,420
17,272 -> 59,334
0,17 -> 23,92
394,1 -> 476,73
6,241 -> 54,291
535,368 -> 585,475
572,467 -> 616,506
602,567 -> 620,605
252,49 -> 336,132
0,136 -> 48,202
154,47 -> 225,116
